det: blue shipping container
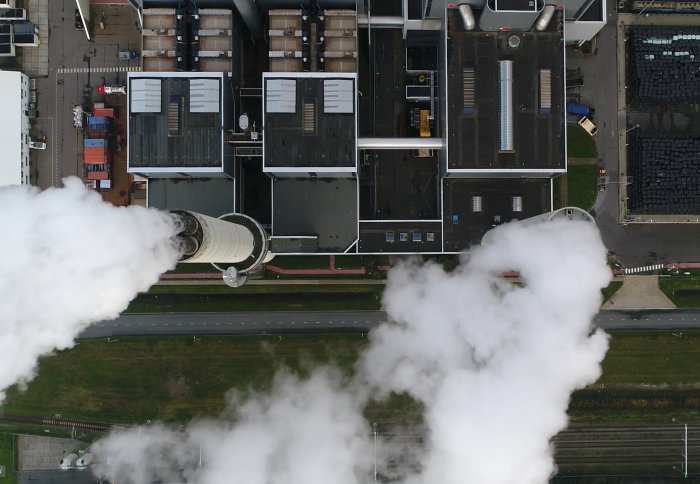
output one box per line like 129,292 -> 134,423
566,103 -> 591,116
88,116 -> 109,125
84,138 -> 108,147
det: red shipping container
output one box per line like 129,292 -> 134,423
87,171 -> 110,180
93,108 -> 115,118
84,147 -> 105,155
87,132 -> 107,139
84,150 -> 110,165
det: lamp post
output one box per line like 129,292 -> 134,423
672,418 -> 688,478
624,123 -> 640,134
373,422 -> 378,481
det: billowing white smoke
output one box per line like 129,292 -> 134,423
360,219 -> 611,484
91,370 -> 373,484
91,219 -> 610,484
0,178 -> 181,402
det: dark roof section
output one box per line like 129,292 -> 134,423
129,76 -> 222,168
358,221 -> 442,253
264,76 -> 356,169
577,0 -> 603,21
442,177 -> 551,251
272,178 -> 357,252
446,8 -> 565,170
147,177 -> 234,217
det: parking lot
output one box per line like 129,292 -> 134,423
32,1 -> 141,190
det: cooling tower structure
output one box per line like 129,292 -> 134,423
481,206 -> 595,246
171,210 -> 272,287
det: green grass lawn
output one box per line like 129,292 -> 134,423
601,280 -> 623,303
569,331 -> 700,423
3,331 -> 700,427
126,284 -> 384,313
0,433 -> 16,484
566,165 -> 598,210
567,124 -> 598,158
659,276 -> 700,307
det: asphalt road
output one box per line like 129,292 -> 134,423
78,309 -> 700,339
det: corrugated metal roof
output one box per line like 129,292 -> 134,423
189,78 -> 220,113
130,78 -> 162,113
323,79 -> 353,113
266,79 -> 296,113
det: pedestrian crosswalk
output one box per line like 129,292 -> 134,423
57,66 -> 142,74
624,263 -> 665,274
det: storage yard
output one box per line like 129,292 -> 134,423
624,25 -> 700,217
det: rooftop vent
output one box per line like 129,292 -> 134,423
302,98 -> 316,134
168,97 -> 183,136
512,196 -> 523,212
472,196 -> 483,212
463,67 -> 475,115
508,35 -> 521,48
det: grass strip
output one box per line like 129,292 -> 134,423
659,276 -> 700,308
601,281 -> 623,303
0,433 -> 16,484
126,285 -> 384,313
567,124 -> 598,158
2,332 -> 699,428
566,165 -> 598,210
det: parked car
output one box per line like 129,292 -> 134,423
29,140 -> 46,150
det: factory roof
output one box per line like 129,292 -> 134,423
272,178 -> 357,252
0,71 -> 24,186
445,8 -> 566,172
442,177 -> 552,250
128,72 -> 223,169
263,73 -> 357,171
147,178 -> 235,217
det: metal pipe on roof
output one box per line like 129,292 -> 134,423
357,138 -> 444,149
499,60 -> 514,152
535,5 -> 557,31
357,15 -> 405,27
458,4 -> 476,31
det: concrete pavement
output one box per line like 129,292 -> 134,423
602,275 -> 676,309
79,309 -> 700,340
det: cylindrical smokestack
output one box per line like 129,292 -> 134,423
458,4 -> 476,31
535,5 -> 556,31
172,210 -> 255,263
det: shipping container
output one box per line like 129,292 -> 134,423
93,108 -> 115,118
88,123 -> 109,133
84,139 -> 108,148
87,171 -> 110,180
88,116 -> 109,125
87,131 -> 107,139
566,103 -> 594,117
99,179 -> 112,189
84,146 -> 106,155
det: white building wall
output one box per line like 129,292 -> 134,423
0,71 -> 30,186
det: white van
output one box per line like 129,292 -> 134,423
578,116 -> 598,136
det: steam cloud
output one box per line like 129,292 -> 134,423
92,218 -> 611,484
0,177 -> 182,402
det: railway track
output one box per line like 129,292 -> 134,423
1,416 -> 698,474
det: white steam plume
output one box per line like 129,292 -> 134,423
0,177 -> 181,402
91,369 -> 373,484
91,218 -> 610,484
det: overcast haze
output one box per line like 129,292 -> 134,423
92,218 -> 611,484
0,177 -> 181,402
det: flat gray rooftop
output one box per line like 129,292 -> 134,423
446,8 -> 565,170
129,76 -> 222,168
147,177 -> 234,217
272,178 -> 357,252
442,177 -> 551,251
264,76 -> 356,169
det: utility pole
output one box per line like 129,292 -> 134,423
373,422 -> 377,481
673,418 -> 688,478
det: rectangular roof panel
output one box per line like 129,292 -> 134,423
266,79 -> 297,113
189,78 -> 220,113
130,78 -> 162,113
323,79 -> 353,113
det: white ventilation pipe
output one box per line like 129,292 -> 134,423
459,4 -> 476,31
535,5 -> 556,31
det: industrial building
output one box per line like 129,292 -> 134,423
123,0 -> 606,273
0,70 -> 31,186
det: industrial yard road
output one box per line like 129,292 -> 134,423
79,310 -> 700,339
